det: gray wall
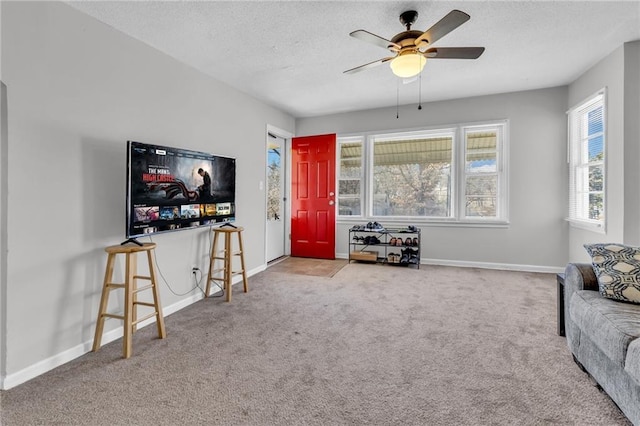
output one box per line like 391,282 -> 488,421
567,41 -> 640,262
624,41 -> 640,246
1,2 -> 294,385
297,87 -> 569,271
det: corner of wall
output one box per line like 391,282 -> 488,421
0,2 -> 6,389
623,40 -> 640,245
0,80 -> 8,388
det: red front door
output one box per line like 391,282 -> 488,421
291,134 -> 336,259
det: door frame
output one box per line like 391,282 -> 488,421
265,124 -> 292,263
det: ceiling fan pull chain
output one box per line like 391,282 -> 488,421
418,71 -> 422,110
396,78 -> 400,119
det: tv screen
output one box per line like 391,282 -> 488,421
126,140 -> 236,239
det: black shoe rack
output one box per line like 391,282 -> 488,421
348,223 -> 421,268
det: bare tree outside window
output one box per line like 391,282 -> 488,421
372,137 -> 452,217
465,131 -> 498,218
338,141 -> 362,215
336,122 -> 507,222
267,148 -> 281,220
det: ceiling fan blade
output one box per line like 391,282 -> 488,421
424,47 -> 485,59
343,57 -> 395,74
350,30 -> 401,51
415,10 -> 470,47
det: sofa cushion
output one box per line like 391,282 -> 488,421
584,243 -> 640,304
570,289 -> 640,367
625,338 -> 640,387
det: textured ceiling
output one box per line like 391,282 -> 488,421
67,1 -> 640,118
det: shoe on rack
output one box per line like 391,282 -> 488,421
372,222 -> 385,231
389,237 -> 397,246
413,237 -> 419,247
405,237 -> 412,246
370,236 -> 380,245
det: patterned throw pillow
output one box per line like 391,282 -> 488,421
584,243 -> 640,304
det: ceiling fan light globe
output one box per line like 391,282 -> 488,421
390,53 -> 426,78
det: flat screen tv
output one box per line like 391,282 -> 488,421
126,140 -> 236,240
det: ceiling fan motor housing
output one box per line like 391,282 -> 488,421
391,30 -> 425,52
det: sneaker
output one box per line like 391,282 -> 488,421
372,222 -> 385,231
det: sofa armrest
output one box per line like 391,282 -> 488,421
564,263 -> 599,347
565,263 -> 599,293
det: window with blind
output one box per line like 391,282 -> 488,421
337,121 -> 507,222
568,91 -> 605,229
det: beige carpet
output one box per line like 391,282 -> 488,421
0,264 -> 631,425
267,256 -> 348,277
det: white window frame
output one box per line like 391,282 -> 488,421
337,136 -> 365,217
567,89 -> 606,232
368,128 -> 456,220
336,120 -> 509,226
458,123 -> 508,222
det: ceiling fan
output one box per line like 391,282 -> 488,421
344,10 -> 485,78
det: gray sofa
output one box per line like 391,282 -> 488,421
564,263 -> 640,425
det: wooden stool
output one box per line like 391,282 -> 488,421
206,226 -> 248,302
93,242 -> 166,358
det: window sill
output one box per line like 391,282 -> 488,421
338,217 -> 509,229
566,218 -> 606,234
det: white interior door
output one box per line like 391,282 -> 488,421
266,133 -> 287,262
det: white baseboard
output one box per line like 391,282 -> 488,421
1,266 -> 267,391
420,258 -> 564,274
336,252 -> 564,274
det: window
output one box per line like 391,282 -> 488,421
568,91 -> 605,229
338,137 -> 363,216
267,142 -> 282,221
371,131 -> 453,217
337,121 -> 508,223
462,126 -> 503,219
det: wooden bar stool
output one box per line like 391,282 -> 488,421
206,226 -> 248,302
93,242 -> 166,358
